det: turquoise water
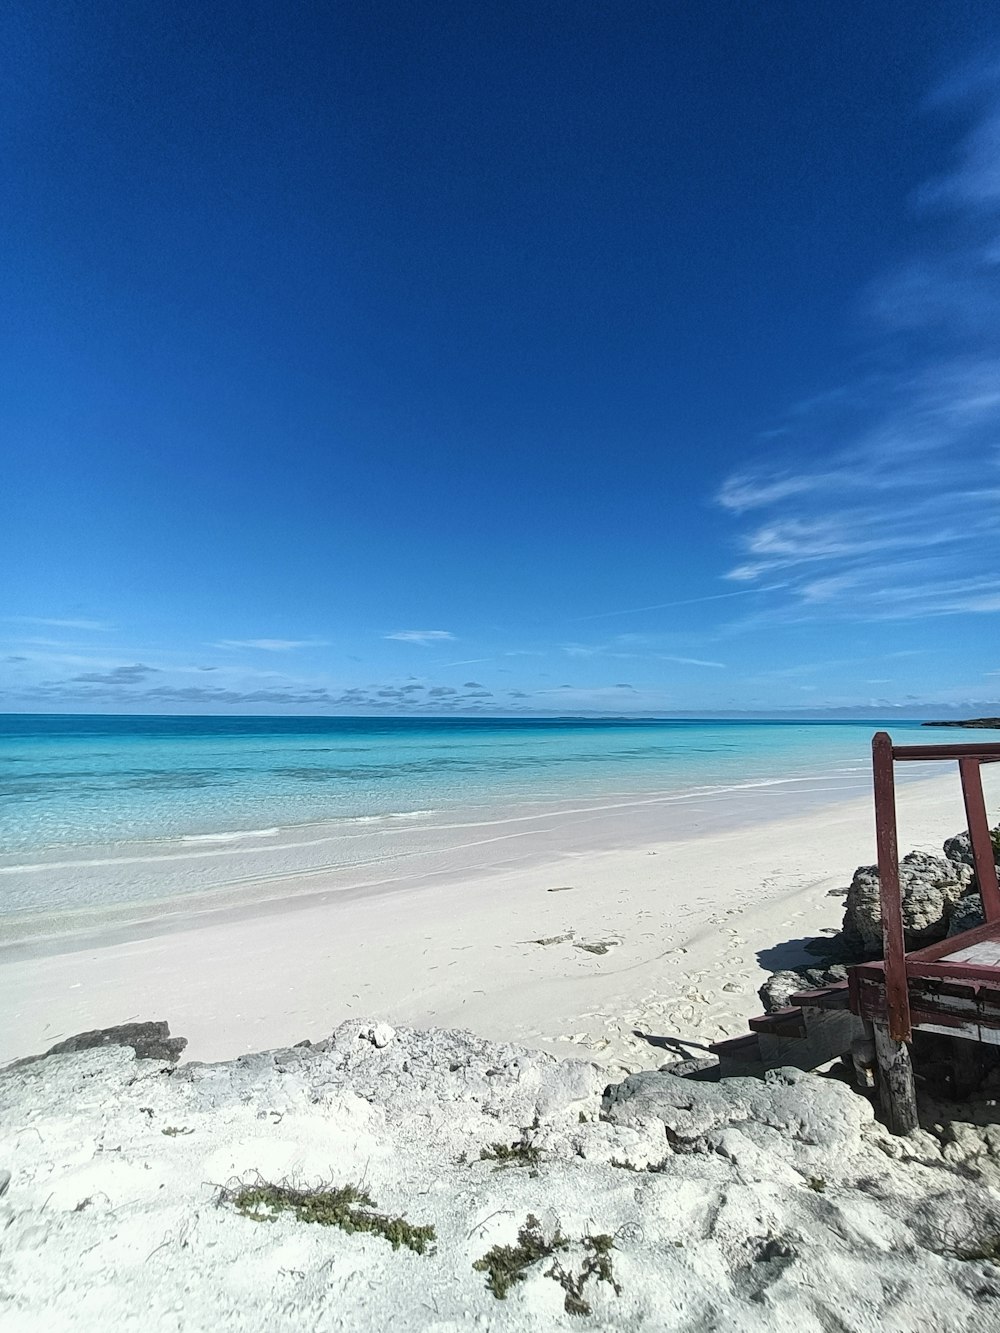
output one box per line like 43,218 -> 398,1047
0,714 -> 934,857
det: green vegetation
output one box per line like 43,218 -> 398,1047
473,1214 -> 621,1314
479,1140 -> 542,1170
806,1176 -> 826,1192
161,1126 -> 194,1137
217,1177 -> 436,1254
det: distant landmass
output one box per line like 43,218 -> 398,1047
923,718 -> 1000,729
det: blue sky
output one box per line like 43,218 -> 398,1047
3,2 -> 1000,716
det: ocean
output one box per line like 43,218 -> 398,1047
0,714 -> 936,938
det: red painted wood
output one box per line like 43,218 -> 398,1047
890,743 -> 1000,761
905,961 -> 991,984
873,731 -> 911,1042
906,919 -> 1000,962
959,756 -> 1000,922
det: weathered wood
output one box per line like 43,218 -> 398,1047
959,755 -> 1000,922
941,939 -> 1000,966
907,918 -> 1000,963
889,742 -> 1000,761
873,731 -> 911,1042
851,1020 -> 876,1090
873,1020 -> 918,1135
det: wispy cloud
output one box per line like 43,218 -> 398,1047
4,616 -> 114,632
385,630 -> 455,644
657,655 -> 726,669
72,663 -> 158,685
573,585 -> 786,621
716,61 -> 1000,631
559,638 -> 725,668
214,639 -> 320,651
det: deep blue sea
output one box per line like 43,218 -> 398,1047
0,713 -> 934,858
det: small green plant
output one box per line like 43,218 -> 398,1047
473,1214 -> 621,1314
609,1157 -> 637,1171
549,1233 -> 622,1316
474,1213 -> 569,1300
217,1177 -> 436,1254
806,1176 -> 826,1192
479,1140 -> 542,1169
161,1126 -> 194,1137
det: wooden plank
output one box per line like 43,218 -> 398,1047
959,755 -> 1000,922
873,1019 -> 918,1135
905,960 -> 992,983
891,743 -> 1000,761
873,731 -> 911,1043
748,1008 -> 807,1038
907,919 -> 1000,963
943,939 -> 1000,966
788,982 -> 851,1010
851,973 -> 980,1032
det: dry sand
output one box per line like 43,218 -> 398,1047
3,766 -> 996,1070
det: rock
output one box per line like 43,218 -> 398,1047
10,1021 -> 187,1068
602,1064 -> 873,1171
660,1057 -> 720,1080
360,1022 -> 396,1049
0,1169 -> 9,1197
840,851 -> 973,957
758,965 -> 847,1013
947,893 -> 985,936
758,971 -> 806,1012
943,825 -> 1000,880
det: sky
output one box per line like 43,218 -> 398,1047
3,1 -> 1000,717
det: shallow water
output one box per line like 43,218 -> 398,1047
0,714 -> 936,930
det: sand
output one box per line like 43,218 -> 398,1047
3,766 -> 997,1071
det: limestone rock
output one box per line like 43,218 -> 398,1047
943,825 -> 1000,875
360,1022 -> 396,1049
947,893 -> 985,937
758,965 -> 847,1013
10,1020 -> 187,1069
840,851 -> 973,957
602,1065 -> 874,1171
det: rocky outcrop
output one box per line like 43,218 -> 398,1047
943,827 -> 1000,878
947,894 -> 986,936
603,1064 -> 872,1173
9,1020 -> 187,1068
758,824 -> 997,1003
3,1025 -> 1000,1331
758,965 -> 848,1013
840,850 -> 974,957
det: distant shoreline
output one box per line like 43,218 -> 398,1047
923,717 -> 1000,729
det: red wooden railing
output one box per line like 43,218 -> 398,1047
872,732 -> 1000,1043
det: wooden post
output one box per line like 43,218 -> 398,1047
871,732 -> 918,1134
873,1020 -> 918,1135
959,756 -> 1000,922
872,732 -> 911,1043
851,1019 -> 876,1090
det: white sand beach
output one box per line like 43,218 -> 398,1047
3,767 -> 996,1071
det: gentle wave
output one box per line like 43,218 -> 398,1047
180,828 -> 281,844
0,775 -> 874,876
